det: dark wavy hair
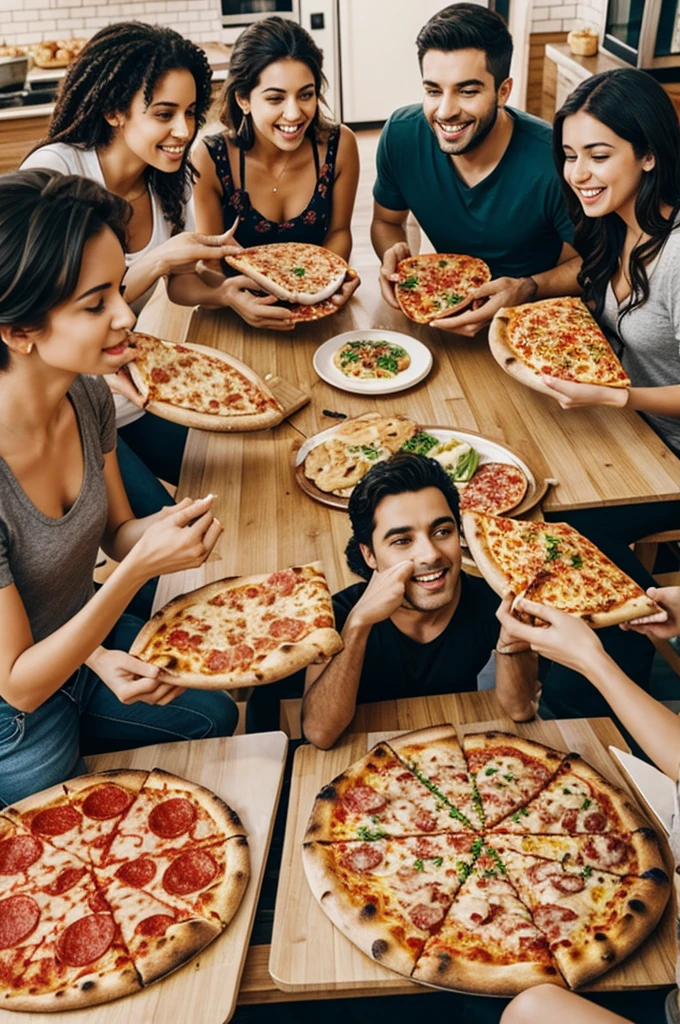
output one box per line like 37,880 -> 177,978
218,15 -> 333,149
345,453 -> 461,581
0,170 -> 130,371
416,3 -> 512,89
553,68 -> 680,319
30,22 -> 212,234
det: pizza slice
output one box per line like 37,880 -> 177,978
303,832 -> 480,975
457,462 -> 528,516
388,725 -> 485,831
129,562 -> 343,688
489,296 -> 630,394
462,512 -> 663,627
493,845 -> 670,988
491,755 -> 649,835
462,731 -> 568,828
97,835 -> 249,932
101,769 -> 245,866
225,242 -> 354,304
127,332 -> 284,432
62,770 -> 149,866
395,253 -> 491,324
412,847 -> 563,993
0,814 -> 90,899
3,783 -> 86,862
304,741 -> 479,843
485,828 -> 667,879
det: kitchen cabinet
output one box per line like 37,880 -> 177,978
0,113 -> 51,174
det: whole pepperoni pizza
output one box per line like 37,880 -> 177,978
303,726 -> 670,994
0,768 -> 249,1011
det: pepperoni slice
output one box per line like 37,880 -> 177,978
342,785 -> 387,815
82,785 -> 133,821
0,894 -> 41,949
341,844 -> 383,874
163,850 -> 218,896
42,866 -> 87,896
561,809 -> 578,832
553,874 -> 586,894
30,805 -> 81,837
409,903 -> 445,932
268,618 -> 306,642
0,835 -> 43,875
583,811 -> 607,833
313,614 -> 334,629
116,857 -> 157,888
205,649 -> 233,673
414,810 -> 437,833
148,798 -> 197,839
584,836 -> 628,868
135,914 -> 175,938
56,914 -> 115,967
527,860 -> 562,885
532,903 -> 579,941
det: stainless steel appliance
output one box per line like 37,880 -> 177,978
221,0 -> 300,28
602,0 -> 680,77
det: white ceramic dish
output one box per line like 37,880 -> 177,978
312,329 -> 433,395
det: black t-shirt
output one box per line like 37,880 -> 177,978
333,573 -> 501,705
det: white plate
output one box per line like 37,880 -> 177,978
312,329 -> 433,395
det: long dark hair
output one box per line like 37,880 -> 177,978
218,15 -> 333,149
0,170 -> 130,372
345,453 -> 461,580
553,68 -> 680,318
31,22 -> 212,234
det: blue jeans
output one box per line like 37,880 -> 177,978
0,615 -> 238,807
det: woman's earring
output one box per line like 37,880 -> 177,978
237,111 -> 253,146
26,344 -> 33,354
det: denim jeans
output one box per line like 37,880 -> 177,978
0,615 -> 238,807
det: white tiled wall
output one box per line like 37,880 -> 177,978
0,0 -> 223,46
531,0 -> 606,34
577,0 -> 607,32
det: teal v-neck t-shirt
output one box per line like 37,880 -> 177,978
373,104 -> 573,279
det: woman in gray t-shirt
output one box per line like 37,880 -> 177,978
0,170 -> 238,806
543,69 -> 680,543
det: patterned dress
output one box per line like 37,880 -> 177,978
202,125 -> 341,248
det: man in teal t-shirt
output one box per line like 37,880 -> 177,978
371,3 -> 581,336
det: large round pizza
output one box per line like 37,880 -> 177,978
302,726 -> 670,994
0,769 -> 249,1011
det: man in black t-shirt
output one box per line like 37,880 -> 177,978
302,454 -> 539,749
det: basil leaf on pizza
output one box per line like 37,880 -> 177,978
489,297 -> 630,393
394,253 -> 491,324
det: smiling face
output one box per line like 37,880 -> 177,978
27,227 -> 136,375
562,109 -> 655,220
238,58 -> 318,151
111,68 -> 197,172
361,487 -> 462,613
421,48 -> 510,156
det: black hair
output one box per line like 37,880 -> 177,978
0,169 -> 131,371
553,68 -> 680,318
345,452 -> 461,581
218,15 -> 333,148
32,22 -> 212,233
415,3 -> 513,89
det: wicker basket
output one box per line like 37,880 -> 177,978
567,30 -> 599,57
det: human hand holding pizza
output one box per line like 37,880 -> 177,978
105,366 -> 146,408
330,273 -> 361,309
127,494 -> 223,580
542,375 -> 630,409
87,647 -> 186,706
195,263 -> 295,331
495,593 -> 605,673
430,275 -> 539,336
622,586 -> 680,637
379,241 -> 411,309
349,560 -> 414,628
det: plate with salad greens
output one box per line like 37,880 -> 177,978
313,329 -> 433,394
294,414 -> 549,517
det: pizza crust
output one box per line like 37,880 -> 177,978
412,949 -> 563,994
460,511 -> 510,597
226,244 -> 351,304
0,964 -> 142,1013
134,917 -> 222,987
488,310 -> 556,396
127,334 -> 284,432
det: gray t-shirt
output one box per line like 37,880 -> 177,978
600,227 -> 680,455
0,376 -> 116,642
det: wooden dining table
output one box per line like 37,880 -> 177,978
138,263 -> 680,604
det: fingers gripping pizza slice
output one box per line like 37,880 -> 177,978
130,562 -> 343,689
489,296 -> 630,393
225,242 -> 355,304
303,833 -> 480,976
395,254 -> 491,324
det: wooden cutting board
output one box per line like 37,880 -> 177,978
0,732 -> 287,1024
269,718 -> 676,996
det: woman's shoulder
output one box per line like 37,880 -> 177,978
71,375 -> 114,420
21,142 -> 87,174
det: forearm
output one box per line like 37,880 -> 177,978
122,252 -> 166,305
166,272 -> 231,309
494,651 -> 540,721
586,651 -> 680,779
3,560 -> 147,713
627,384 -> 680,419
302,616 -> 370,748
371,217 -> 408,262
532,257 -> 582,300
323,228 -> 352,262
102,508 -> 168,563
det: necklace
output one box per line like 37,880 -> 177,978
270,152 -> 293,193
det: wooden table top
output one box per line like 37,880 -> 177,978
141,265 -> 680,601
269,700 -> 676,998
